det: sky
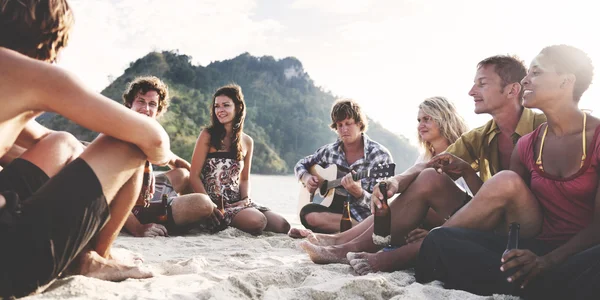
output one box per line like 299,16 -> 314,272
57,0 -> 600,145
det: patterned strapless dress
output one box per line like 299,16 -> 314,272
199,151 -> 269,232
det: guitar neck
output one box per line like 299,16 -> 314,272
327,170 -> 369,190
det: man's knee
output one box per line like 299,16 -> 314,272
171,193 -> 214,225
304,212 -> 323,228
166,168 -> 189,182
486,171 -> 526,205
192,194 -> 214,217
43,131 -> 84,158
410,168 -> 455,198
165,168 -> 190,192
88,135 -> 146,162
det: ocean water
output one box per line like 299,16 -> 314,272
249,174 -> 302,228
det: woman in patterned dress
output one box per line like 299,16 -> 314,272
190,84 -> 291,235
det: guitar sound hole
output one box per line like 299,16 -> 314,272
319,180 -> 329,195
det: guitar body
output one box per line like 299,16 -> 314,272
296,163 -> 396,215
297,164 -> 339,214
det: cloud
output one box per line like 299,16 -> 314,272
58,0 -> 284,90
291,0 -> 373,15
54,0 -> 600,144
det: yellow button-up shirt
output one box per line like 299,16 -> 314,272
445,108 -> 547,182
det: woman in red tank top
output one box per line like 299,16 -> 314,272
436,45 -> 600,291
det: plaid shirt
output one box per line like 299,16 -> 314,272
295,134 -> 393,221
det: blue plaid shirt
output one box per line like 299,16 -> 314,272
295,134 -> 393,221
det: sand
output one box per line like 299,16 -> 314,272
23,175 -> 520,299
23,228 -> 520,300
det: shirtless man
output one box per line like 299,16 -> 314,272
0,0 -> 173,297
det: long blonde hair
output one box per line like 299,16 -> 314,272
418,97 -> 468,159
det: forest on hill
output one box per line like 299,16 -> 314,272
39,51 -> 418,174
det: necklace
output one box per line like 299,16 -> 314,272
536,111 -> 587,171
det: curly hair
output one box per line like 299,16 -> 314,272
0,0 -> 74,62
329,98 -> 368,132
477,55 -> 527,99
418,97 -> 469,159
122,76 -> 169,116
539,45 -> 594,101
206,84 -> 246,161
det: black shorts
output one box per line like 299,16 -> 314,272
131,199 -> 178,232
0,158 -> 109,298
299,196 -> 346,231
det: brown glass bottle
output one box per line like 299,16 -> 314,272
137,161 -> 152,206
504,222 -> 520,255
340,200 -> 353,232
502,222 -> 520,283
373,182 -> 392,246
157,194 -> 169,223
217,193 -> 225,214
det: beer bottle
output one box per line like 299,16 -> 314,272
136,161 -> 152,206
216,192 -> 225,214
340,200 -> 353,232
157,194 -> 169,223
502,222 -> 520,284
373,182 -> 392,246
504,222 -> 520,255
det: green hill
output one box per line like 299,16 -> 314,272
39,51 -> 418,174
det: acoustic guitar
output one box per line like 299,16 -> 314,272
297,163 -> 396,214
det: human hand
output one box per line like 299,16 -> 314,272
371,179 -> 398,214
209,204 -> 225,226
501,249 -> 553,288
135,193 -> 151,208
149,179 -> 155,198
406,228 -> 429,243
135,223 -> 168,237
427,153 -> 470,177
172,156 -> 191,171
341,171 -> 362,197
303,174 -> 319,194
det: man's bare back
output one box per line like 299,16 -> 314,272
0,47 -> 169,165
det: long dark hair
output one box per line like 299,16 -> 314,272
207,84 -> 246,160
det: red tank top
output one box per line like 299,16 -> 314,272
518,123 -> 600,245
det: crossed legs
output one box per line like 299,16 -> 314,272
300,169 -> 467,270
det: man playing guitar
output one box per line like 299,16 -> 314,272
293,99 -> 393,233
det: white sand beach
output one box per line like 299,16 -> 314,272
25,175 -> 519,300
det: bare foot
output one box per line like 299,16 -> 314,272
300,241 -> 349,264
288,227 -> 312,239
78,250 -> 153,281
288,228 -> 338,246
347,252 -> 380,275
348,242 -> 421,275
109,248 -> 144,264
306,232 -> 338,246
